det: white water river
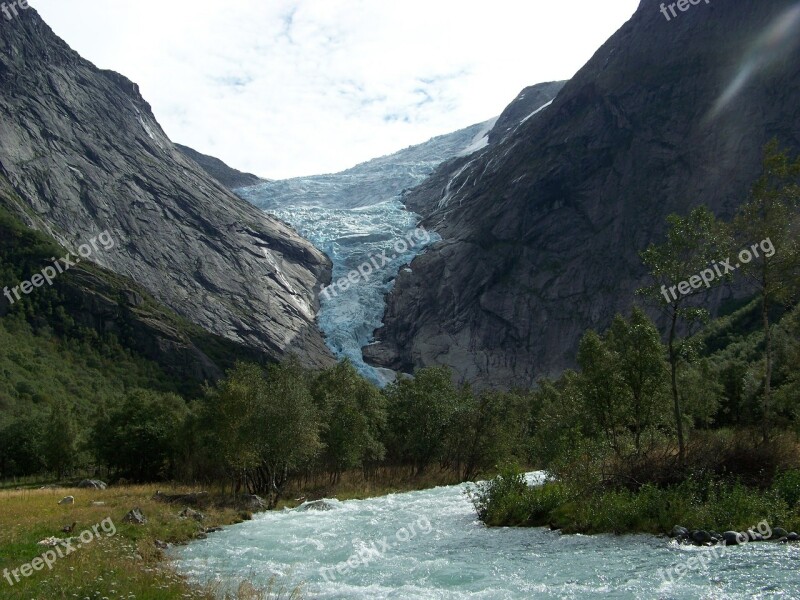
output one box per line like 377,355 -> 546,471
172,473 -> 800,599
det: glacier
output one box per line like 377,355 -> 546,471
237,119 -> 496,384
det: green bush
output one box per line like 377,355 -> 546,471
471,467 -> 573,527
773,470 -> 800,508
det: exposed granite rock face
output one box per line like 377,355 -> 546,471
175,144 -> 263,190
488,81 -> 566,145
366,0 -> 800,388
0,8 -> 334,368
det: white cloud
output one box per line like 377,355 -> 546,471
31,0 -> 639,179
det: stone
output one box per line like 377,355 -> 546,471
296,500 -> 338,512
179,508 -> 205,521
77,479 -> 107,490
153,491 -> 209,505
58,496 -> 75,505
722,531 -> 742,546
122,508 -> 147,525
240,495 -> 266,510
670,525 -> 689,539
691,530 -> 712,545
771,527 -> 789,539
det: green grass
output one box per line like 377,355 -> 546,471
0,467 -> 470,599
0,484 -> 306,600
472,468 -> 800,536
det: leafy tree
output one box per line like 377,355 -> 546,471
577,330 -> 627,457
529,373 -> 587,468
255,362 -> 321,506
576,309 -> 668,459
774,305 -> 800,422
639,206 -> 724,465
0,416 -> 45,477
384,366 -> 460,475
678,358 -> 722,427
731,141 -> 800,438
43,401 -> 78,479
605,308 -> 669,455
200,362 -> 265,492
91,389 -> 188,481
312,360 -> 386,482
204,361 -> 321,507
451,389 -> 530,481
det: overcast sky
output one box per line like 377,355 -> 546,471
33,0 -> 639,179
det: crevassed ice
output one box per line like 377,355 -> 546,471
234,123 -> 492,384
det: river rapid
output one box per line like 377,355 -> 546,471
172,473 -> 800,599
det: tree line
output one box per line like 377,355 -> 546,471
0,359 -> 533,508
2,142 -> 798,508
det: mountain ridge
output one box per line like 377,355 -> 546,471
175,144 -> 263,190
364,0 -> 800,387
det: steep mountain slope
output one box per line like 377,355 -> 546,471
237,90 -> 565,383
365,0 -> 800,387
175,144 -> 263,189
0,8 -> 334,367
488,81 -> 566,146
0,175 -> 270,388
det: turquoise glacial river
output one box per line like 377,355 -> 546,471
172,474 -> 800,599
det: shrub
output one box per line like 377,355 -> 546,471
772,469 -> 800,508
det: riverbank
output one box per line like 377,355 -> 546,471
0,483 -> 252,599
0,469 -> 465,599
172,470 -> 800,598
471,468 -> 800,537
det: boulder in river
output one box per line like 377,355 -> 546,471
296,499 -> 338,512
723,531 -> 750,545
772,527 -> 789,539
670,525 -> 689,539
691,530 -> 713,545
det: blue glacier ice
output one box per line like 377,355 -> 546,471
237,119 -> 496,384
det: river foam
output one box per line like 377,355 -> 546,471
172,473 -> 800,598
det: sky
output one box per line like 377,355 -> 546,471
32,0 -> 640,179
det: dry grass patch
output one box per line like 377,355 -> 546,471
0,484 -> 269,600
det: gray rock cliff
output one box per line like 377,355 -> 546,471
0,8 -> 334,368
365,0 -> 800,388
